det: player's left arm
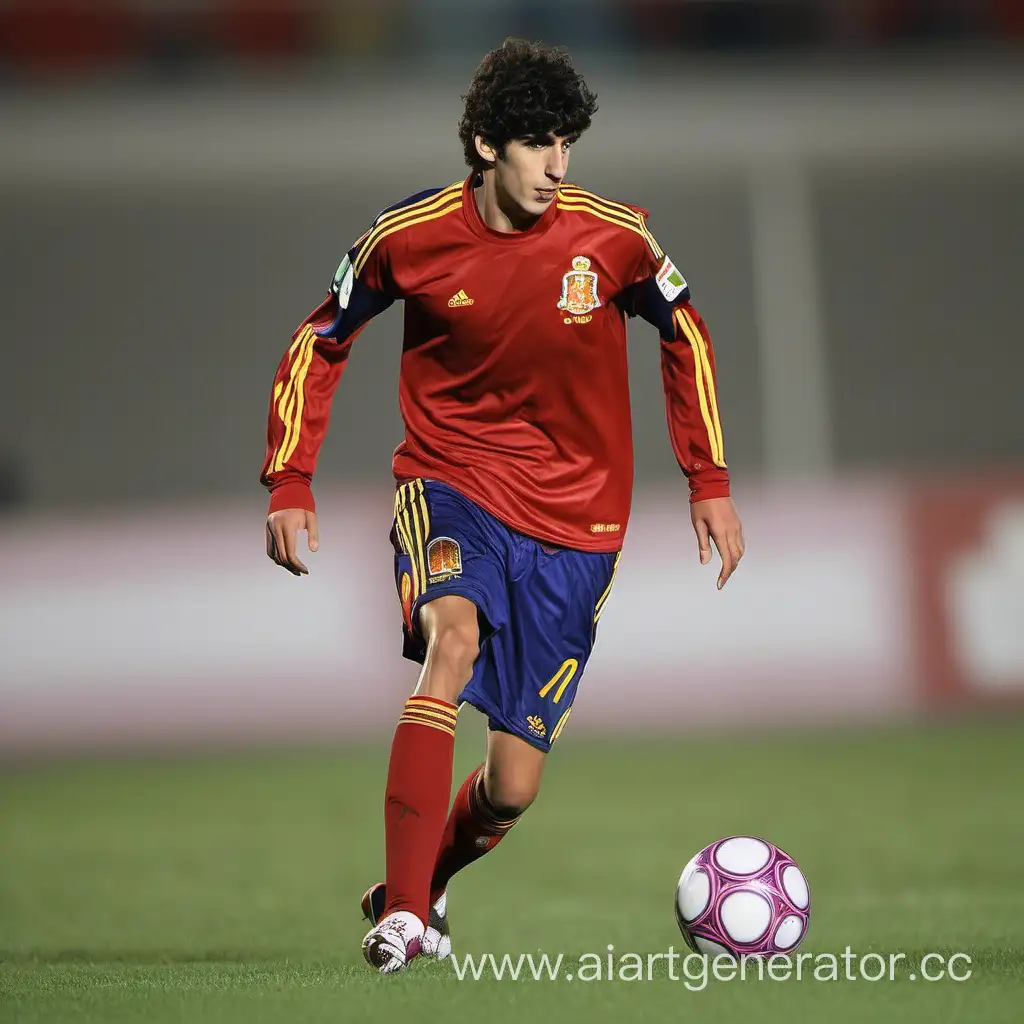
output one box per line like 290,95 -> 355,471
618,239 -> 745,589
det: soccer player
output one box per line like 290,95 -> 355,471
261,39 -> 744,974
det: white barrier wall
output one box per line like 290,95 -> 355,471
5,477 -> 1020,754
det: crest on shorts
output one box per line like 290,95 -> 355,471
427,536 -> 462,584
557,255 -> 601,316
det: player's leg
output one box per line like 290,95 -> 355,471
424,541 -> 621,916
368,726 -> 546,961
383,593 -> 479,910
429,727 -> 544,899
362,594 -> 478,972
362,480 -> 509,973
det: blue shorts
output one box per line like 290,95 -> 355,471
391,479 -> 620,752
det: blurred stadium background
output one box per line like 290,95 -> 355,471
1,4 -> 1023,1021
1,0 -> 1022,752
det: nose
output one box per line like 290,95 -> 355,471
546,149 -> 568,182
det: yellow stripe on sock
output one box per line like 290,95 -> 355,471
401,706 -> 458,728
397,716 -> 456,736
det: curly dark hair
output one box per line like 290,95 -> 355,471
458,38 -> 598,172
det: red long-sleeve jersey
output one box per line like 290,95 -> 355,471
262,174 -> 729,553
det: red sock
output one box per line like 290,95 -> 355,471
430,764 -> 521,901
383,696 -> 458,925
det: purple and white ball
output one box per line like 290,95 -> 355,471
675,836 -> 810,958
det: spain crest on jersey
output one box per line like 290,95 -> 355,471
557,255 -> 601,316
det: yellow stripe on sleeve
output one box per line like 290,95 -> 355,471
680,308 -> 725,466
353,185 -> 463,277
674,310 -> 726,468
364,182 -> 460,239
555,198 -> 651,249
372,182 -> 461,233
277,328 -> 319,469
271,325 -> 317,472
557,186 -> 664,258
354,201 -> 463,277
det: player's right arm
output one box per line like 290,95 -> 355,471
261,233 -> 394,575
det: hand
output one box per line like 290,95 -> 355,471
266,508 -> 319,576
691,496 -> 744,590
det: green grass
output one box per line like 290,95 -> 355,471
2,716 -> 1023,1023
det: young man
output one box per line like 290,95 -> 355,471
262,39 -> 744,974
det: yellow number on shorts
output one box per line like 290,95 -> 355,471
538,658 -> 579,704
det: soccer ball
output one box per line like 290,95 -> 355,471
674,836 -> 810,958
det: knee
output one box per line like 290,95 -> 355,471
483,771 -> 540,819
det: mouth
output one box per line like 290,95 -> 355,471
536,188 -> 558,203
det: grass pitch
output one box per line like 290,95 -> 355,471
2,717 -> 1023,1023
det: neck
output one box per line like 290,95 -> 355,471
474,169 -> 540,233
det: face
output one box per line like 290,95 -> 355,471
476,134 -> 573,219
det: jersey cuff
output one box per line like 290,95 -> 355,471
687,471 -> 731,504
268,479 -> 316,515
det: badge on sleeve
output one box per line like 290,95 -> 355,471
331,254 -> 355,309
655,256 -> 688,302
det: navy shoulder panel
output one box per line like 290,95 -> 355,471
375,187 -> 450,220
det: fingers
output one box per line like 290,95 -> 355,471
272,519 -> 295,574
695,517 -> 712,565
266,519 -> 278,562
267,516 -> 306,576
281,519 -> 308,575
714,524 -> 745,590
714,530 -> 736,590
266,511 -> 317,576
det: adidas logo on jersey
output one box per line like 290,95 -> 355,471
448,289 -> 474,307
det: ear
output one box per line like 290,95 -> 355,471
474,136 -> 498,166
